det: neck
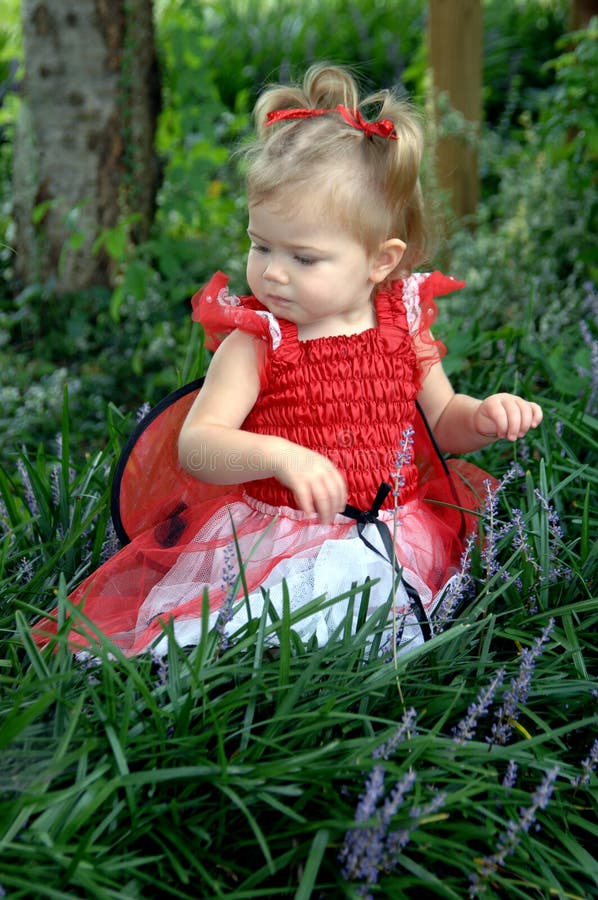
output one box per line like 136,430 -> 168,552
296,303 -> 377,341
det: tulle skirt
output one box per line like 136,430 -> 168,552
36,489 -> 468,657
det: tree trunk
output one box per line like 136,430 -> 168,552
13,0 -> 160,294
428,0 -> 482,222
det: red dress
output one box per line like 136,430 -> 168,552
36,272 -> 490,656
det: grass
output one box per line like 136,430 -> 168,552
0,384 -> 596,898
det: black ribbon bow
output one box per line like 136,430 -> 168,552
342,482 -> 432,643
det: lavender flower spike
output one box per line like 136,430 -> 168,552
338,764 -> 387,886
501,760 -> 518,791
453,668 -> 506,745
391,424 -> 415,505
434,531 -> 475,630
489,618 -> 555,746
339,766 -> 417,892
373,707 -> 418,759
470,766 -> 560,896
481,463 -> 525,581
214,542 -> 237,652
572,738 -> 598,787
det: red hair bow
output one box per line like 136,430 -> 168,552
265,104 -> 398,141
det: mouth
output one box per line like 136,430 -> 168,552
265,293 -> 291,305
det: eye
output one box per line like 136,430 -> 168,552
295,255 -> 317,266
250,243 -> 269,254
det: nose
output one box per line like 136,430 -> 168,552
263,258 -> 289,283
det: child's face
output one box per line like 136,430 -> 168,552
246,198 -> 382,339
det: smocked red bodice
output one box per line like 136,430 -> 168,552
192,271 -> 464,512
242,306 -> 419,510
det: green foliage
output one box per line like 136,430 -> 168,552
0,394 -> 596,897
482,0 -> 569,130
153,0 -> 249,286
542,18 -> 598,189
195,0 -> 427,108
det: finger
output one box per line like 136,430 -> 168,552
514,401 -> 541,438
313,486 -> 335,525
484,399 -> 508,438
292,481 -> 316,518
531,403 -> 543,427
315,473 -> 347,524
506,403 -> 523,441
516,404 -> 532,439
331,467 -> 348,512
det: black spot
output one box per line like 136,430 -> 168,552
153,503 -> 189,548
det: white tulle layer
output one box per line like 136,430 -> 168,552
141,496 -> 447,657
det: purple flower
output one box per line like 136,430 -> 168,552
136,401 -> 152,422
151,650 -> 169,686
100,519 -> 121,563
511,508 -> 540,571
533,489 -> 570,582
470,766 -> 560,896
571,738 -> 598,787
339,764 -> 387,888
373,707 -> 418,759
16,556 -> 35,584
481,464 -> 525,581
339,766 -> 417,890
481,479 -> 500,579
0,495 -> 9,534
391,425 -> 415,505
385,789 -> 447,857
453,668 -> 506,745
488,619 -> 555,746
214,542 -> 237,652
434,532 -> 476,630
17,457 -> 39,518
502,760 -> 518,791
381,771 -> 418,824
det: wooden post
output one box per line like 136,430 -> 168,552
428,0 -> 482,223
569,0 -> 598,29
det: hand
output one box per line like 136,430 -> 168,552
273,446 -> 347,524
474,393 -> 543,442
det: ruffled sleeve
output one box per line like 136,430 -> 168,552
399,271 -> 465,382
191,271 -> 282,353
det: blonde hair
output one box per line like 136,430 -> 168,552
244,64 -> 428,277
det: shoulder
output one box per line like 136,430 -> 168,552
216,326 -> 261,356
387,272 -> 466,336
201,328 -> 262,399
191,271 -> 282,352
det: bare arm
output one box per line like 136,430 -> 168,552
417,361 -> 543,455
178,329 -> 346,522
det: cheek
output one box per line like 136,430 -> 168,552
246,254 -> 260,287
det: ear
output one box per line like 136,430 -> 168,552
369,238 -> 406,284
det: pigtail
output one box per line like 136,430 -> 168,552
253,86 -> 307,137
303,65 -> 360,111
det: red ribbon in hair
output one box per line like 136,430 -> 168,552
265,104 -> 398,141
